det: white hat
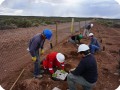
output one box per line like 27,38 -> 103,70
91,23 -> 93,27
56,53 -> 65,63
89,33 -> 94,37
78,44 -> 89,53
0,85 -> 5,90
115,85 -> 120,90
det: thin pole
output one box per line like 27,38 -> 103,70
9,69 -> 25,90
118,50 -> 120,74
79,21 -> 80,33
56,22 -> 58,44
71,18 -> 74,34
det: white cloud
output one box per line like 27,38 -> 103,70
0,6 -> 23,15
0,0 -> 4,4
115,0 -> 120,5
0,0 -> 120,18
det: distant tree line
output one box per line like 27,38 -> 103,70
0,15 -> 92,30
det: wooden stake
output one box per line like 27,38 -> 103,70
71,18 -> 74,34
118,50 -> 120,74
103,46 -> 105,51
56,22 -> 58,44
79,21 -> 80,33
50,41 -> 53,49
10,69 -> 25,90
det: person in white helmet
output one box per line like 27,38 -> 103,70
67,44 -> 98,90
89,33 -> 101,54
83,23 -> 93,37
42,52 -> 65,77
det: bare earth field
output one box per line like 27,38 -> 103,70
0,22 -> 120,90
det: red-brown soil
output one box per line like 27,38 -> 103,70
0,22 -> 120,90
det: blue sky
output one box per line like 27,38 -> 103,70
0,0 -> 120,18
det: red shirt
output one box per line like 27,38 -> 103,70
42,52 -> 64,74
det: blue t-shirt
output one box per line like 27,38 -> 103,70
90,37 -> 100,48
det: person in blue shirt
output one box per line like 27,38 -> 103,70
28,29 -> 52,78
67,44 -> 98,90
89,33 -> 101,54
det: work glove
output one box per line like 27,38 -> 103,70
32,56 -> 37,62
52,73 -> 57,78
60,70 -> 66,74
76,44 -> 79,46
40,49 -> 44,55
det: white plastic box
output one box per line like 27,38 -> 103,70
54,70 -> 68,80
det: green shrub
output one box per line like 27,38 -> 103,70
112,23 -> 120,28
32,23 -> 40,27
0,23 -> 17,30
96,19 -> 119,28
15,19 -> 33,28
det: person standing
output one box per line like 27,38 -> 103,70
28,29 -> 52,78
83,23 -> 93,37
67,44 -> 98,90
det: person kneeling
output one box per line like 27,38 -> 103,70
67,44 -> 98,90
68,34 -> 83,45
42,52 -> 65,78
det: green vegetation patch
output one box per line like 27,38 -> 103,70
96,18 -> 120,28
0,15 -> 92,30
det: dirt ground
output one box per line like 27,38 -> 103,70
0,22 -> 120,90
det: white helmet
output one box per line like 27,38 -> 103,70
89,33 -> 94,37
91,23 -> 93,27
78,44 -> 89,53
56,53 -> 65,63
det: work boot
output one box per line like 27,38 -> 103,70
34,75 -> 43,79
40,70 -> 44,74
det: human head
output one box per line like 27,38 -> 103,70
43,29 -> 52,40
56,53 -> 65,63
78,44 -> 90,56
79,34 -> 83,39
89,33 -> 94,38
90,23 -> 93,27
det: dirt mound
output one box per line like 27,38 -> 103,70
15,76 -> 68,90
15,79 -> 42,90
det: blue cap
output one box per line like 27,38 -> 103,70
43,29 -> 52,40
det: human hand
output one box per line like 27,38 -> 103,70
60,70 -> 66,74
32,56 -> 37,62
40,49 -> 44,55
76,44 -> 79,46
52,73 -> 57,78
